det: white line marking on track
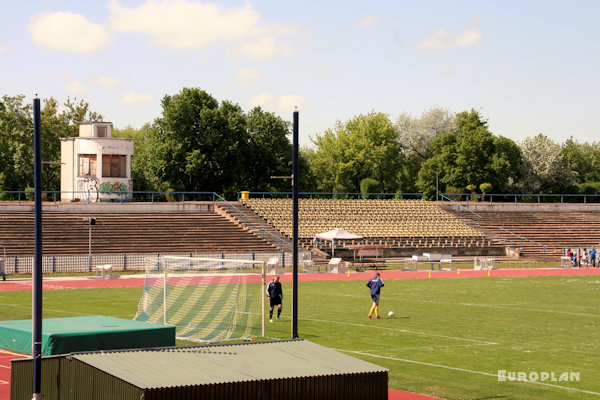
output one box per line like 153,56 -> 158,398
341,350 -> 600,397
302,317 -> 498,345
0,365 -> 10,369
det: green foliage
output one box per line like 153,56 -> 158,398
466,184 -> 477,192
520,134 -> 577,193
444,185 -> 465,201
562,137 -> 600,183
359,178 -> 381,198
417,110 -> 521,199
309,111 -> 404,193
0,95 -> 99,195
134,88 -> 293,197
578,181 -> 600,194
480,182 -> 493,193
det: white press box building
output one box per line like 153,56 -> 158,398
60,122 -> 134,202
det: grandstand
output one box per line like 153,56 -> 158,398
1,198 -> 597,262
0,208 -> 277,256
443,202 -> 600,259
238,198 -> 497,257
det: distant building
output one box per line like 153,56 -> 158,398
60,122 -> 134,202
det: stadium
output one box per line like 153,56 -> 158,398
2,191 -> 600,399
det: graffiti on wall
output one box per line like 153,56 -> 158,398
76,178 -> 130,201
76,176 -> 99,202
98,181 -> 127,194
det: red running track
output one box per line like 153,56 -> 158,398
2,267 -> 599,400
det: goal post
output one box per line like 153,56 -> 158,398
135,255 -> 267,343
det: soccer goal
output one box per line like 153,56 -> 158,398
134,255 -> 266,343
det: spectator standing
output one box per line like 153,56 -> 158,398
590,246 -> 597,268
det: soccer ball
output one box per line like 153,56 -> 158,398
388,311 -> 394,317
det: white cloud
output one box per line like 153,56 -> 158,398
66,80 -> 87,96
352,15 -> 379,29
277,95 -> 308,113
120,92 -> 154,105
234,68 -> 261,87
416,28 -> 483,50
91,75 -> 122,91
28,11 -> 111,53
246,92 -> 308,113
109,0 -> 258,48
247,92 -> 275,109
234,36 -> 291,59
0,44 -> 5,52
107,0 -> 294,58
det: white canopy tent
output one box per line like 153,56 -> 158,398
314,228 -> 363,257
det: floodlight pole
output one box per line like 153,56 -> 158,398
32,97 -> 43,399
292,110 -> 299,339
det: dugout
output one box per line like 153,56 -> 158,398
11,339 -> 388,400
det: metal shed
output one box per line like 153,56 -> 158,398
12,339 -> 388,400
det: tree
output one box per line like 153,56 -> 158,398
394,108 -> 457,193
0,95 -> 33,196
561,137 -> 600,184
135,87 -> 294,197
40,97 -> 100,192
243,107 -> 293,192
417,110 -> 521,199
309,111 -> 404,194
0,95 -> 101,196
519,134 -> 577,193
395,107 -> 457,160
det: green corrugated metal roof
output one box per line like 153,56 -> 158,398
73,339 -> 388,389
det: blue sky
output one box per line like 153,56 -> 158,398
1,0 -> 599,147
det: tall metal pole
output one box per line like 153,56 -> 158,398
292,110 -> 299,339
32,97 -> 43,399
88,219 -> 92,271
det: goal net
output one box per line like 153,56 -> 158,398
134,255 -> 266,343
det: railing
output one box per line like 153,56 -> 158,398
0,250 -> 312,275
441,193 -> 600,204
214,196 -> 292,250
237,191 -> 425,200
440,194 -> 481,225
259,228 -> 293,251
498,227 -> 546,256
0,190 -> 222,204
213,193 -> 248,227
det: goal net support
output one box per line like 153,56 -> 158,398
135,255 -> 266,343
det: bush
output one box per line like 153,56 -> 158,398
578,181 -> 600,195
445,186 -> 465,201
360,178 -> 381,199
25,186 -> 34,201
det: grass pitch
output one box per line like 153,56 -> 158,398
2,275 -> 600,399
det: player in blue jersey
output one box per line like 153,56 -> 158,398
366,272 -> 384,319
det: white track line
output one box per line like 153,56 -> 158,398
302,317 -> 497,345
342,350 -> 600,397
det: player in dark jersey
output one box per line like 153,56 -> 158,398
266,275 -> 283,322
